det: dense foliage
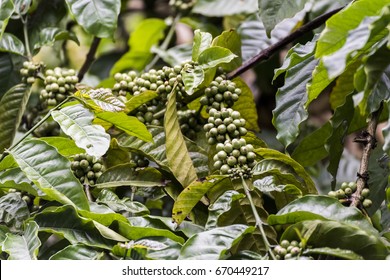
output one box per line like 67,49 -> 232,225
0,0 -> 390,260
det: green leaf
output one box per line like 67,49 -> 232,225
259,0 -> 308,36
164,91 -> 198,187
65,0 -> 120,38
381,102 -> 390,155
0,0 -> 14,39
2,221 -> 40,260
254,148 -> 317,193
211,29 -> 242,71
282,220 -> 389,259
33,27 -> 79,51
0,32 -> 25,55
0,168 -> 38,196
181,65 -> 204,95
198,46 -> 237,70
152,43 -> 193,67
192,0 -> 258,17
303,247 -> 363,260
49,244 -> 103,260
268,195 -> 375,233
96,111 -> 152,142
76,87 -> 125,112
117,127 -> 209,178
315,0 -> 389,57
96,164 -> 165,188
110,18 -> 166,74
125,90 -> 159,113
39,137 -> 85,156
34,205 -> 127,249
178,225 -> 254,259
9,139 -> 89,210
51,104 -> 110,157
192,29 -> 212,61
232,77 -> 259,132
79,202 -> 130,226
172,176 -> 229,225
272,37 -> 318,148
0,193 -> 29,231
0,84 -> 31,153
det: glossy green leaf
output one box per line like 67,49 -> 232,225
231,77 -> 259,131
192,29 -> 212,61
76,88 -> 125,112
282,220 -> 389,259
255,148 -> 317,193
198,46 -> 237,70
181,65 -> 204,95
125,90 -> 158,113
65,0 -> 120,38
39,137 -> 85,156
79,202 -> 130,226
34,205 -> 127,249
381,102 -> 390,155
304,247 -> 363,260
50,244 -> 103,260
0,0 -> 14,39
0,84 -> 31,153
110,18 -> 166,74
205,190 -> 245,229
178,225 -> 254,259
96,164 -> 165,188
172,176 -> 229,225
259,0 -> 308,36
272,37 -> 318,148
96,111 -> 152,142
315,0 -> 389,57
33,27 -> 79,51
164,91 -> 198,187
306,61 -> 333,106
152,43 -> 193,67
268,195 -> 374,232
211,29 -> 242,71
117,127 -> 209,178
51,104 -> 110,157
0,53 -> 19,94
192,0 -> 258,17
0,168 -> 39,196
0,193 -> 29,231
0,32 -> 25,55
9,139 -> 89,210
2,221 -> 40,260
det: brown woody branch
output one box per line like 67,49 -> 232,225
227,7 -> 343,79
77,37 -> 101,81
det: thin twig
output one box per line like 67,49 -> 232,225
77,37 -> 101,81
227,7 -> 343,79
350,103 -> 383,207
21,16 -> 32,59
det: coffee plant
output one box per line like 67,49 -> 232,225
0,0 -> 390,261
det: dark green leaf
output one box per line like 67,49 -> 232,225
0,193 -> 29,231
0,84 -> 31,153
0,0 -> 14,39
172,176 -> 229,225
96,164 -> 165,188
178,225 -> 254,259
164,91 -> 198,187
65,0 -> 120,38
10,139 -> 89,210
51,104 -> 111,157
2,221 -> 40,260
272,37 -> 318,148
192,29 -> 212,61
110,18 -> 166,74
192,0 -> 258,17
33,27 -> 79,51
49,244 -> 103,260
259,0 -> 308,36
303,247 -> 363,260
79,202 -> 130,226
0,168 -> 38,196
0,33 -> 25,55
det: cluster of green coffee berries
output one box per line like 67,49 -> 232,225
20,61 -> 44,84
130,153 -> 149,169
178,109 -> 204,140
204,108 -> 247,145
40,67 -> 78,108
200,76 -> 241,112
273,240 -> 303,260
169,0 -> 196,13
113,71 -> 138,98
328,181 -> 372,208
214,138 -> 256,178
71,154 -> 105,185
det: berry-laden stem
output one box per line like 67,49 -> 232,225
240,175 -> 276,260
77,37 -> 101,81
350,103 -> 383,207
